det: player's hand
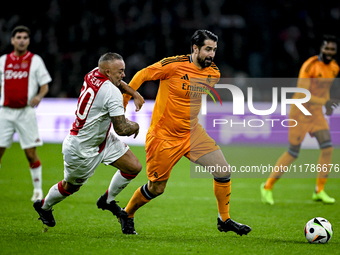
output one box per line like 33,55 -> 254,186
133,92 -> 145,112
132,128 -> 139,139
30,96 -> 42,107
325,99 -> 340,116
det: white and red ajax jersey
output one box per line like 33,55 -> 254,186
66,68 -> 124,157
0,51 -> 52,108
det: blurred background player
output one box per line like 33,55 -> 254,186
121,30 -> 251,235
33,53 -> 145,227
261,35 -> 340,205
0,25 -> 51,201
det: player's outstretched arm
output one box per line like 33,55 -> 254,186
111,115 -> 139,138
325,98 -> 340,116
119,81 -> 145,111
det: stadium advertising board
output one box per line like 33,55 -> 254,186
6,82 -> 339,149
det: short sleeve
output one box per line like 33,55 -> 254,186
33,55 -> 52,86
104,82 -> 125,117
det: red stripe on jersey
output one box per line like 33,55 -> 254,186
3,52 -> 33,108
98,123 -> 112,153
70,68 -> 109,135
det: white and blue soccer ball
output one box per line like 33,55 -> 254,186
305,217 -> 333,244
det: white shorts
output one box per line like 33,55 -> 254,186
0,106 -> 42,149
62,131 -> 129,185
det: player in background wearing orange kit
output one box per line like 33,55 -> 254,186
119,30 -> 251,235
261,35 -> 340,205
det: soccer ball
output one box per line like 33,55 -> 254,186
305,217 -> 333,244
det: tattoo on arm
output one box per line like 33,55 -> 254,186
111,115 -> 138,136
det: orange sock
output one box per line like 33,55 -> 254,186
265,151 -> 296,190
316,178 -> 327,193
213,179 -> 231,222
316,147 -> 333,193
125,186 -> 151,218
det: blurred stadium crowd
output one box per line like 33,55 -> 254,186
0,0 -> 340,100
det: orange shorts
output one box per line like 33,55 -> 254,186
288,114 -> 329,146
145,124 -> 220,182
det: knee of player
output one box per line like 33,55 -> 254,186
149,182 -> 166,196
122,159 -> 142,175
67,185 -> 81,194
131,160 -> 142,174
153,186 -> 165,196
63,181 -> 82,194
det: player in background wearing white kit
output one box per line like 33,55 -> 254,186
34,52 -> 145,229
0,26 -> 51,202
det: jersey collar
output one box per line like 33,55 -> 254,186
10,51 -> 32,60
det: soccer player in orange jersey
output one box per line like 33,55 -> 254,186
261,35 -> 340,205
120,30 -> 251,235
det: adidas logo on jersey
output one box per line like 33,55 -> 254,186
181,74 -> 189,80
5,70 -> 28,80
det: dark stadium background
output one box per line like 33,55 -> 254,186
1,0 -> 340,98
1,2 -> 340,254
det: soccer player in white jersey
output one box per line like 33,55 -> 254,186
0,26 -> 51,201
33,52 -> 145,228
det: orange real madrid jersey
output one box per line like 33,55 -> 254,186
290,55 -> 339,120
123,54 -> 220,140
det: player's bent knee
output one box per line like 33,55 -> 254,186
119,159 -> 142,176
127,160 -> 142,175
67,186 -> 81,194
151,186 -> 165,196
63,181 -> 82,194
134,160 -> 143,173
128,155 -> 143,172
148,181 -> 166,196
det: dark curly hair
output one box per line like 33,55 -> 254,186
191,30 -> 218,51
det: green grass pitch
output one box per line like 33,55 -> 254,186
0,143 -> 339,254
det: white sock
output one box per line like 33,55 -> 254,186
30,165 -> 42,191
42,182 -> 69,210
107,170 -> 132,203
